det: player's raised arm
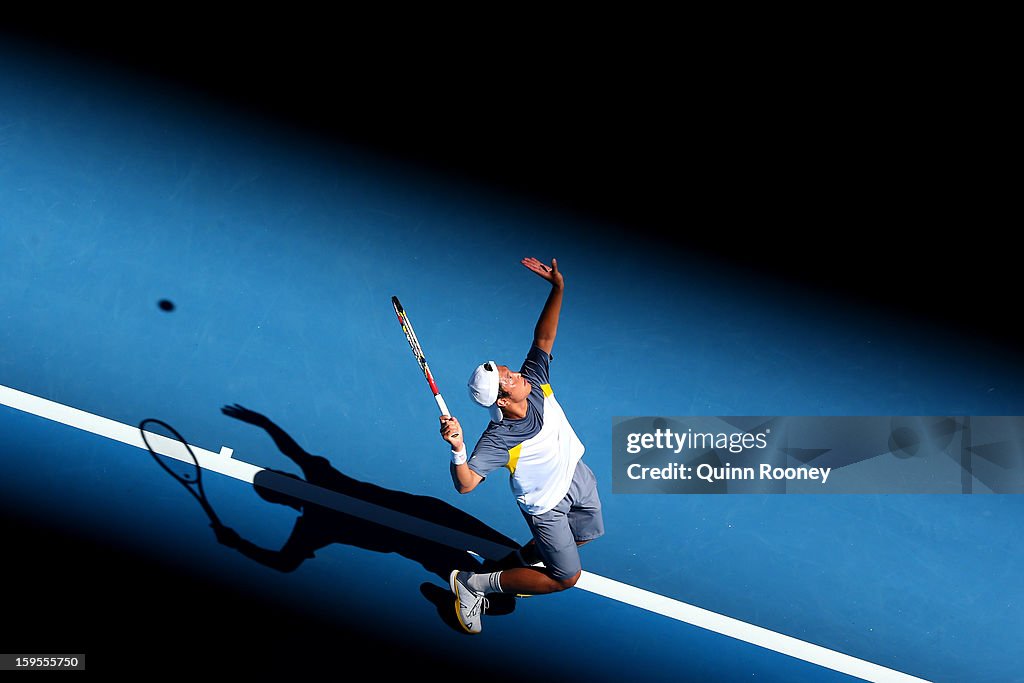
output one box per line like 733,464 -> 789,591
522,257 -> 564,355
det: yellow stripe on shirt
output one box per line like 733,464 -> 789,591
506,385 -> 552,474
506,443 -> 522,474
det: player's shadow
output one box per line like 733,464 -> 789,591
215,404 -> 518,630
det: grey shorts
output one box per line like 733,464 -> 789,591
521,459 -> 604,580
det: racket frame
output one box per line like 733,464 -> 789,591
392,296 -> 458,436
139,418 -> 222,526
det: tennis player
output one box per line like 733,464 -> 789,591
439,257 -> 604,634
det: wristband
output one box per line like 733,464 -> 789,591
451,447 -> 468,465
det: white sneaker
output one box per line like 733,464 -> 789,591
449,570 -> 488,634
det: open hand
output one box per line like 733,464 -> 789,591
521,257 -> 563,289
221,403 -> 269,426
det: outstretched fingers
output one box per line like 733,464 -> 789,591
521,256 -> 555,278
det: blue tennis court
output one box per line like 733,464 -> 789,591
2,30 -> 1022,681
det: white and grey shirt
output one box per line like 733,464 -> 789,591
468,345 -> 585,515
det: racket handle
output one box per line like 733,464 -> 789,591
435,395 -> 460,438
435,394 -> 451,418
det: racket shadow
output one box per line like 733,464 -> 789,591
217,404 -> 520,617
139,417 -> 227,526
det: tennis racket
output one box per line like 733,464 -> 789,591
139,418 -> 222,526
392,295 -> 458,438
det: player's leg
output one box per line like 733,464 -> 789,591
474,498 -> 582,594
449,498 -> 578,632
497,458 -> 604,597
567,459 -> 604,546
493,460 -> 603,571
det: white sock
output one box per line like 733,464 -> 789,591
467,571 -> 503,594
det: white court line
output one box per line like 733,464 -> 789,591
0,382 -> 931,683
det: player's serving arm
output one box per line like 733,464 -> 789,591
438,257 -> 604,634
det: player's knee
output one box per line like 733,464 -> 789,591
556,570 -> 582,590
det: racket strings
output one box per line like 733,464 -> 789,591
140,418 -> 204,488
140,417 -> 222,525
400,316 -> 427,361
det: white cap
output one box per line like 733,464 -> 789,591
467,360 -> 503,423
